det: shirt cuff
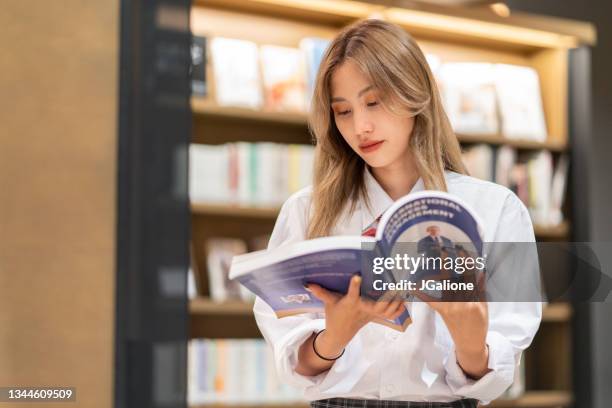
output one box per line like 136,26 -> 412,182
274,319 -> 373,397
445,331 -> 516,405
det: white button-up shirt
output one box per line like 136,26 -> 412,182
253,168 -> 542,404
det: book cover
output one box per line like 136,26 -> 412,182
230,191 -> 485,332
206,238 -> 249,302
495,145 -> 517,188
438,63 -> 499,135
549,154 -> 569,225
462,144 -> 494,181
494,64 -> 547,141
300,37 -> 330,109
527,150 -> 553,225
260,45 -> 307,112
189,144 -> 229,203
211,37 -> 263,109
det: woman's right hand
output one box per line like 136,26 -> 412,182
307,275 -> 406,357
295,275 -> 405,376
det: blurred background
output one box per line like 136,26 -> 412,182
0,0 -> 610,407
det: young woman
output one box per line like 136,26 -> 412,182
254,18 -> 541,408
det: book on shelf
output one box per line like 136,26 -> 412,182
206,238 -> 253,302
188,266 -> 198,300
527,150 -> 553,226
210,37 -> 263,109
511,162 -> 530,207
253,142 -> 287,207
202,236 -> 271,302
550,154 -> 569,226
494,145 -> 517,188
300,37 -> 331,108
190,35 -> 208,97
189,242 -> 203,299
462,144 -> 569,227
190,142 -> 315,207
205,37 -> 549,144
229,191 -> 486,332
438,62 -> 499,135
260,44 -> 307,113
493,64 -> 548,142
462,144 -> 495,182
189,144 -> 230,204
188,339 -> 304,405
434,62 -> 547,141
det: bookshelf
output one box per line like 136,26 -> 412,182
189,0 -> 594,407
192,203 -> 571,240
193,100 -> 569,152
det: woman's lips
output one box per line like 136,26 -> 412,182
359,140 -> 384,153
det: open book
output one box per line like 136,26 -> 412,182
229,191 -> 485,332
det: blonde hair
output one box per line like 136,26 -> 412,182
307,18 -> 467,239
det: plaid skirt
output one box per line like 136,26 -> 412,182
310,397 -> 478,408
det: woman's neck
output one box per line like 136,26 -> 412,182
370,158 -> 420,201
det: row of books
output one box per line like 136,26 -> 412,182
189,142 -> 315,206
188,339 -> 304,404
430,59 -> 548,141
462,144 -> 569,226
187,338 -> 524,403
193,35 -> 330,112
195,34 -> 548,141
189,142 -> 567,227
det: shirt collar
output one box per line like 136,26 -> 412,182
361,166 -> 425,230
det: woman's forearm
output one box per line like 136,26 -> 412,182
295,329 -> 349,376
455,342 -> 490,379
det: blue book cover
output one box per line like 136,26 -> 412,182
230,191 -> 485,332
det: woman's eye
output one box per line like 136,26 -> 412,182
367,101 -> 378,107
336,110 -> 351,116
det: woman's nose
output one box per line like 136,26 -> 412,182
354,110 -> 374,135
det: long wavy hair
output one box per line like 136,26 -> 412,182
307,18 -> 466,239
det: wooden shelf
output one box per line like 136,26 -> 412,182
192,98 -> 308,126
190,298 -> 254,315
542,303 -> 572,323
192,202 -> 280,219
456,133 -> 567,152
189,299 -> 261,338
488,391 -> 572,408
192,203 -> 569,239
194,0 -> 595,51
192,99 -> 567,152
533,221 -> 570,239
189,391 -> 572,408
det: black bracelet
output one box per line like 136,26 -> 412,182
312,329 -> 345,361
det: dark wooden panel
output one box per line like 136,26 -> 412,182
190,314 -> 262,338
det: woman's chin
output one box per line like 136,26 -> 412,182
363,156 -> 392,169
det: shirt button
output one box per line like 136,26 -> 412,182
386,384 -> 395,393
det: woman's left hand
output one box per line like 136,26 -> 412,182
425,300 -> 491,380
